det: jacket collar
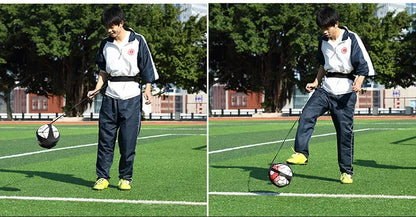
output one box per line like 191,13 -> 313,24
322,26 -> 350,41
340,26 -> 350,41
127,28 -> 136,42
105,28 -> 136,43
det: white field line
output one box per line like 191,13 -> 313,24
210,122 -> 416,126
143,128 -> 206,131
209,128 -> 370,154
0,133 -> 205,160
0,143 -> 98,160
0,195 -> 206,206
0,127 -> 206,131
209,191 -> 416,200
364,128 -> 414,131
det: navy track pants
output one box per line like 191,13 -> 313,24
294,87 -> 357,175
96,94 -> 142,181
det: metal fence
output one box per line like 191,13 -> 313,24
211,107 -> 415,117
1,107 -> 414,121
0,112 -> 207,121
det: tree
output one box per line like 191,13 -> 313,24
210,4 -> 321,112
376,10 -> 415,88
18,4 -> 104,116
333,4 -> 414,89
209,3 -> 415,112
0,5 -> 45,120
395,18 -> 416,88
0,4 -> 103,117
122,4 -> 207,93
0,72 -> 15,120
0,4 -> 207,118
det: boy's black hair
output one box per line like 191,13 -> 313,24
316,7 -> 339,28
101,5 -> 125,27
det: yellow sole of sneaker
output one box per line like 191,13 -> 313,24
286,161 -> 308,165
93,187 -> 108,190
92,185 -> 108,190
118,188 -> 131,191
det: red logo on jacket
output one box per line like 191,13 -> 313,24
128,48 -> 135,56
341,47 -> 347,54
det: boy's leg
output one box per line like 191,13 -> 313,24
96,95 -> 118,180
329,92 -> 357,175
293,88 -> 329,158
117,95 -> 142,182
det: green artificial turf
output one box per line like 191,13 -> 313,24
0,123 -> 207,216
209,119 -> 416,216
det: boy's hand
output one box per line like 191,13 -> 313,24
88,90 -> 99,99
306,79 -> 319,92
352,76 -> 365,92
144,83 -> 152,105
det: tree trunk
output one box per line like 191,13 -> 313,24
275,52 -> 286,113
63,54 -> 88,117
262,53 -> 277,113
4,90 -> 12,120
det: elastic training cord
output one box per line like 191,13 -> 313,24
270,119 -> 298,166
38,87 -> 104,133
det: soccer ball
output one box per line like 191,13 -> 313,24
269,163 -> 293,187
36,124 -> 60,149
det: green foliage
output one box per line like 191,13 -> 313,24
332,3 -> 415,88
0,4 -> 207,117
210,3 -> 415,112
121,4 -> 207,93
395,18 -> 416,88
0,22 -> 6,64
210,3 -> 320,112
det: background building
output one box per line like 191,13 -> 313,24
148,87 -> 207,115
11,87 -> 64,114
210,3 -> 416,115
0,87 -> 65,120
0,98 -> 6,113
376,3 -> 407,17
210,84 -> 262,110
176,4 -> 207,22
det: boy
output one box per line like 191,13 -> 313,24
286,7 -> 375,184
88,5 -> 159,190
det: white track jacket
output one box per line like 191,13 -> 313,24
317,26 -> 375,95
96,29 -> 159,100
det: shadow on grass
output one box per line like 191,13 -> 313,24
0,186 -> 20,192
354,159 -> 416,170
0,169 -> 116,189
193,145 -> 207,151
391,136 -> 416,145
211,165 -> 339,184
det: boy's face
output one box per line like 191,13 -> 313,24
105,21 -> 124,39
321,22 -> 339,40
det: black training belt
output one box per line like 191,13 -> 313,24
326,72 -> 355,81
108,75 -> 140,83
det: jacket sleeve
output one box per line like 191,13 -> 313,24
350,33 -> 376,77
95,39 -> 107,71
137,35 -> 159,83
316,36 -> 325,66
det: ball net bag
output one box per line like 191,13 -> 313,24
269,163 -> 293,188
36,124 -> 60,149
